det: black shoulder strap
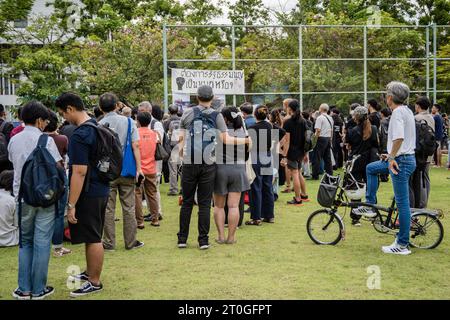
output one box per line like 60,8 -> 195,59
37,133 -> 49,147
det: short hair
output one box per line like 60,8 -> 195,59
433,104 -> 442,112
319,103 -> 329,112
302,111 -> 310,120
168,104 -> 179,115
240,102 -> 253,115
386,81 -> 410,104
137,111 -> 152,127
99,92 -> 119,113
138,101 -> 152,113
21,101 -> 50,125
331,108 -> 340,115
254,105 -> 269,121
380,107 -> 392,118
416,96 -> 431,111
152,104 -> 163,121
44,110 -> 59,132
368,99 -> 380,111
0,170 -> 14,192
0,103 -> 5,115
55,92 -> 85,112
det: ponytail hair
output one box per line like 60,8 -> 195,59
221,106 -> 243,130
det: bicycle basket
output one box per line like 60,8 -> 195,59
317,174 -> 340,208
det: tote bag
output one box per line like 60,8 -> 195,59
121,118 -> 137,178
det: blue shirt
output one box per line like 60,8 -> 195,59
68,119 -> 110,198
434,114 -> 444,140
244,116 -> 256,129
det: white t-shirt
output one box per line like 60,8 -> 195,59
387,105 -> 416,155
314,113 -> 334,137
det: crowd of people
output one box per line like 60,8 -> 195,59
0,80 -> 448,299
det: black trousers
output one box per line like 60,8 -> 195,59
178,164 -> 216,245
312,137 -> 333,179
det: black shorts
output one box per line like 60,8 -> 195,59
69,196 -> 108,245
287,154 -> 305,170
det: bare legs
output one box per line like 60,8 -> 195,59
213,192 -> 241,243
86,243 -> 104,285
290,168 -> 307,201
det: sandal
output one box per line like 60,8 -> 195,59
53,247 -> 72,257
150,222 -> 160,227
215,239 -> 226,244
225,239 -> 237,244
245,220 -> 262,226
281,188 -> 292,193
262,218 -> 275,223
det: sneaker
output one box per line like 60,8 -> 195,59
287,197 -> 303,205
68,271 -> 89,282
31,286 -> 55,300
129,240 -> 144,250
53,247 -> 72,257
70,281 -> 103,298
177,242 -> 187,249
199,244 -> 210,250
102,244 -> 115,252
144,216 -> 152,222
352,206 -> 377,218
300,194 -> 310,202
382,240 -> 411,255
351,220 -> 361,227
12,288 -> 31,300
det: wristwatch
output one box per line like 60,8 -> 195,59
67,202 -> 75,210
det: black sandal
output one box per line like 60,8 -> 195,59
245,220 -> 262,226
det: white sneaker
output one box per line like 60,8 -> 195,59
352,206 -> 377,218
382,240 -> 411,255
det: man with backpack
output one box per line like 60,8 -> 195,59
56,92 -> 121,297
411,96 -> 436,208
164,104 -> 182,196
8,101 -> 63,300
0,103 -> 14,174
177,85 -> 250,250
99,93 -> 145,250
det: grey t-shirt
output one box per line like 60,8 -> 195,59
99,112 -> 139,151
180,105 -> 227,164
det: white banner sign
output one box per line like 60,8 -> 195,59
171,68 -> 245,95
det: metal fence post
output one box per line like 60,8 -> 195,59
426,25 -> 430,97
363,25 -> 368,106
299,26 -> 303,111
433,23 -> 437,103
232,26 -> 236,106
163,24 -> 169,113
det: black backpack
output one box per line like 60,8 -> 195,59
19,134 -> 66,208
0,121 -> 9,163
151,119 -> 172,153
187,107 -> 219,164
80,122 -> 123,184
415,119 -> 437,169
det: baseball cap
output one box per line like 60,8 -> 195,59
197,85 -> 214,100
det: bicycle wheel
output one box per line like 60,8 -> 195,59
409,213 -> 444,249
307,209 -> 344,245
372,214 -> 390,234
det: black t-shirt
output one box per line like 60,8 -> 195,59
248,120 -> 273,154
348,125 -> 379,158
369,112 -> 381,129
283,117 -> 306,161
68,119 -> 110,198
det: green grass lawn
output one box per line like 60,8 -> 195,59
0,166 -> 449,300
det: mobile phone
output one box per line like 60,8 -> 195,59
136,174 -> 145,187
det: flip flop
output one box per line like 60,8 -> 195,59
225,240 -> 237,244
215,239 -> 226,244
245,220 -> 262,226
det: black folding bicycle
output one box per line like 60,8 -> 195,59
306,155 -> 444,249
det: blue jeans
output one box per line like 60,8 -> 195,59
52,174 -> 68,247
18,203 -> 55,295
250,162 -> 274,220
366,155 -> 416,246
